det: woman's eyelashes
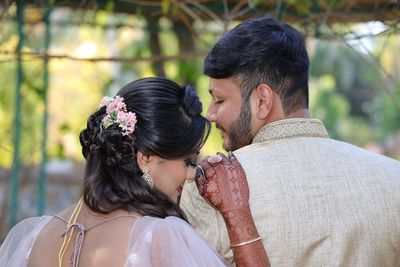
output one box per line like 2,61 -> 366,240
184,158 -> 197,167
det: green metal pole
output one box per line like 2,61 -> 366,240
9,0 -> 25,229
276,1 -> 287,20
38,1 -> 51,215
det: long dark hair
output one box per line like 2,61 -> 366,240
79,77 -> 210,220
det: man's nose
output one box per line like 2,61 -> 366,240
207,103 -> 217,122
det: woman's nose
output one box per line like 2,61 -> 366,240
185,165 -> 196,183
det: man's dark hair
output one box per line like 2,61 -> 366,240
204,16 -> 310,114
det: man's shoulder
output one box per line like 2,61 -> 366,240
328,138 -> 400,166
233,135 -> 399,169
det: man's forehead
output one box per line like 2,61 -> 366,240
208,78 -> 240,95
208,80 -> 218,95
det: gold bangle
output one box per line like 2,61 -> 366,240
230,237 -> 262,248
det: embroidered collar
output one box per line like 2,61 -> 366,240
252,118 -> 329,144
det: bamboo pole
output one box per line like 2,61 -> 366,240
9,0 -> 24,229
37,0 -> 51,216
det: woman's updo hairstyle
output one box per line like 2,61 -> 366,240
79,77 -> 210,219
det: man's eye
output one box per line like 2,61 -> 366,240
214,99 -> 224,105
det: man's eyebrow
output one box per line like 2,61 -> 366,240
208,88 -> 214,95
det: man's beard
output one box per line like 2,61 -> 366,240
222,99 -> 253,151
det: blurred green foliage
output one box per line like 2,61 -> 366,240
0,7 -> 399,170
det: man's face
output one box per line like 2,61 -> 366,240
207,78 -> 253,151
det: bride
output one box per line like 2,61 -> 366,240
0,77 -> 269,267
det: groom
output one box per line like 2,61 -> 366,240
180,17 -> 400,266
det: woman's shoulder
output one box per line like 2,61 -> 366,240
7,216 -> 53,237
0,216 -> 53,266
130,215 -> 212,250
135,215 -> 191,232
13,215 -> 52,224
2,215 -> 53,249
126,216 -> 228,267
129,216 -> 194,242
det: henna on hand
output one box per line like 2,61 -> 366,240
225,208 -> 270,267
195,152 -> 249,213
195,152 -> 270,267
223,208 -> 258,245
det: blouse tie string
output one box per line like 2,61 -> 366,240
55,214 -> 137,267
61,223 -> 85,267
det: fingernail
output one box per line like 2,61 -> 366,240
195,165 -> 205,180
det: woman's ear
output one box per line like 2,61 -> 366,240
137,151 -> 161,171
136,151 -> 152,171
254,84 -> 274,120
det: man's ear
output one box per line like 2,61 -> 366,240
254,84 -> 274,120
136,151 -> 152,171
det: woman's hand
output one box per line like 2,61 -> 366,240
195,152 -> 249,214
195,153 -> 270,267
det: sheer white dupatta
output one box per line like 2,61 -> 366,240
0,216 -> 52,267
0,215 -> 229,267
125,216 -> 230,267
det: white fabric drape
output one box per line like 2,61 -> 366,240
0,215 -> 229,267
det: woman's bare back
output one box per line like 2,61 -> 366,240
28,205 -> 138,267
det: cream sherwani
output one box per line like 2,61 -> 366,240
180,118 -> 400,267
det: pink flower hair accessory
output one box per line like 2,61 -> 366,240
99,95 -> 137,136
